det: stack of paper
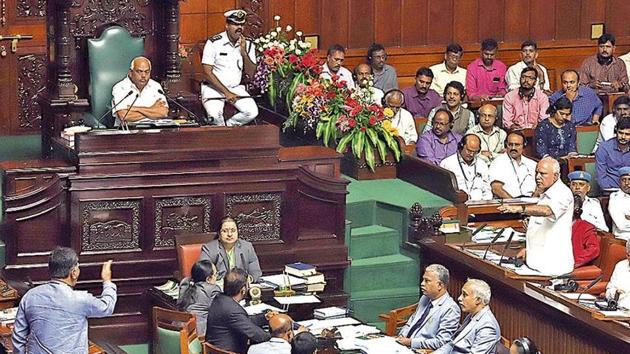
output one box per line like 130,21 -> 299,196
314,306 -> 347,319
354,336 -> 414,354
243,303 -> 285,316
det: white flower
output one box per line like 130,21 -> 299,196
296,31 -> 303,37
299,41 -> 310,49
254,38 -> 260,44
271,31 -> 277,37
276,27 -> 282,33
286,25 -> 292,32
274,15 -> 281,21
295,49 -> 302,55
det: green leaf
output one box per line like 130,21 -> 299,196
316,122 -> 324,139
267,72 -> 276,108
366,128 -> 378,146
352,131 -> 365,158
286,72 -> 305,113
336,131 -> 355,153
375,139 -> 387,163
364,145 -> 376,171
323,120 -> 332,146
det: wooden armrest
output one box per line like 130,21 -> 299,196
378,303 -> 418,336
570,265 -> 602,280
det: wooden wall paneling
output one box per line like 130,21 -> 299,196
208,0 -> 237,13
207,13 -> 228,39
529,0 -> 556,40
293,0 -> 321,39
320,0 -> 349,50
180,14 -> 208,44
268,0 -> 296,30
426,0 -> 453,45
605,0 -> 630,37
348,0 -> 375,49
374,0 -> 401,47
453,0 -> 479,45
477,0 -> 505,42
181,0 -> 207,14
504,0 -> 530,42
580,0 -> 606,40
554,0 -> 581,40
401,0 -> 428,47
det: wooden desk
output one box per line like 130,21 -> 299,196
410,235 -> 630,354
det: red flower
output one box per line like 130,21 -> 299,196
348,119 -> 357,128
335,80 -> 346,89
331,74 -> 340,81
349,105 -> 362,117
326,91 -> 336,99
289,54 -> 299,64
360,127 -> 367,132
369,117 -> 377,126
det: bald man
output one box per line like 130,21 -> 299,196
354,63 -> 384,105
466,104 -> 506,166
383,89 -> 418,145
111,56 -> 168,127
247,314 -> 295,354
499,157 -> 574,275
440,134 -> 493,200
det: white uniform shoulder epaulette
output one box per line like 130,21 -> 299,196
209,34 -> 222,42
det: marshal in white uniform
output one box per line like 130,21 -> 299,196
201,31 -> 258,126
440,154 -> 492,201
526,179 -> 574,275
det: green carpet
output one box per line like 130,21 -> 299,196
344,177 -> 452,326
0,135 -> 41,161
119,343 -> 149,354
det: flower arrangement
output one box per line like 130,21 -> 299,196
286,75 -> 402,171
250,16 -> 320,111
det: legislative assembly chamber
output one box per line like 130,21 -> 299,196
1,1 -> 630,353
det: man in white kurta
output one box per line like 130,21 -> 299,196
489,132 -> 537,198
440,134 -> 492,201
609,166 -> 630,240
499,157 -> 574,275
382,89 -> 417,145
605,241 -> 630,310
568,171 -> 609,231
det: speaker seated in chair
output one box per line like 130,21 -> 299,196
84,26 -> 167,128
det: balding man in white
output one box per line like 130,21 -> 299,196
499,157 -> 574,275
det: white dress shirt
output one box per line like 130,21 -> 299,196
111,76 -> 168,126
201,31 -> 257,88
526,179 -> 574,275
392,108 -> 419,145
429,62 -> 467,94
489,153 -> 537,197
440,154 -> 492,201
606,259 -> 630,310
609,190 -> 630,240
581,196 -> 609,232
593,113 -> 617,152
320,63 -> 355,90
505,61 -> 550,91
247,337 -> 291,354
466,125 -> 508,166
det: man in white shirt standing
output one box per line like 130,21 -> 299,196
440,134 -> 493,201
489,131 -> 537,198
568,171 -> 609,232
111,56 -> 168,127
609,166 -> 630,240
320,44 -> 355,89
593,95 -> 630,152
201,9 -> 258,126
383,89 -> 417,145
499,157 -> 574,275
429,43 -> 467,94
605,240 -> 630,310
505,40 -> 551,94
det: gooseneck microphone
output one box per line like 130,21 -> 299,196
120,93 -> 140,130
157,89 -> 199,121
96,90 -> 134,128
576,275 -> 604,304
482,228 -> 505,261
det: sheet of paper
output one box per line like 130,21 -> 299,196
598,309 -> 630,317
274,295 -> 320,305
354,336 -> 414,354
297,317 -> 360,333
512,265 -> 551,276
260,274 -> 307,287
243,302 -> 285,315
337,324 -> 381,339
560,293 -> 597,301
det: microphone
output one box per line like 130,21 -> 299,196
120,93 -> 140,130
576,274 -> 603,303
157,89 -> 199,121
96,90 -> 133,128
498,231 -> 514,266
460,223 -> 489,251
482,228 -> 505,260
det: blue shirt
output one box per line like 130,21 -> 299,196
416,131 -> 462,165
549,86 -> 603,126
535,119 -> 577,158
12,280 -> 117,354
595,138 -> 630,189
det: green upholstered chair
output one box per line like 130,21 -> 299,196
584,162 -> 600,197
152,306 -> 202,354
85,26 -> 144,128
576,125 -> 599,155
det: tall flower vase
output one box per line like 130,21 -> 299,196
341,149 -> 397,180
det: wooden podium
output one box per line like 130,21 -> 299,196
1,125 -> 349,341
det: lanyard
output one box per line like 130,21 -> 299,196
457,155 -> 477,191
509,156 -> 534,196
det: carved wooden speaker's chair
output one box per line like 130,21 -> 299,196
85,26 -> 144,128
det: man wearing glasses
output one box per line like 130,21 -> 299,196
502,67 -> 549,131
489,131 -> 537,199
12,247 -> 116,353
429,43 -> 467,95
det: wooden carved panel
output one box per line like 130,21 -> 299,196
17,0 -> 46,17
70,0 -> 152,37
81,200 -> 140,252
154,196 -> 212,248
241,0 -> 264,38
225,192 -> 282,242
17,54 -> 47,131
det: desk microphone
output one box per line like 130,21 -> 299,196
96,90 -> 133,128
120,93 -> 140,130
576,274 -> 603,303
157,89 -> 199,121
460,223 -> 489,251
482,228 -> 505,261
498,231 -> 514,266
